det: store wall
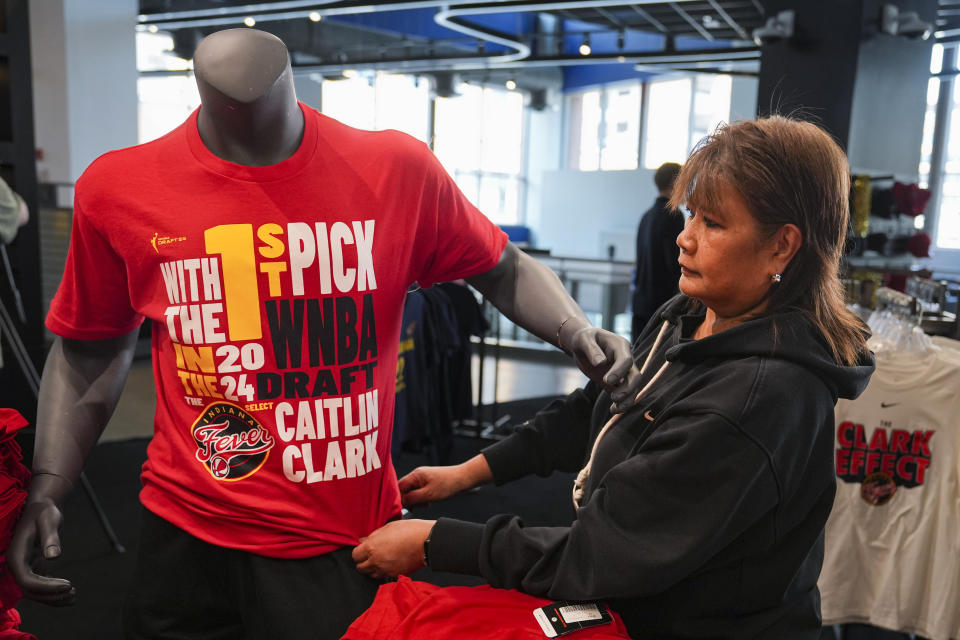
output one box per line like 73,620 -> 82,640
537,168 -> 658,260
847,1 -> 934,177
30,0 -> 139,186
730,75 -> 759,123
29,4 -> 70,184
293,73 -> 325,111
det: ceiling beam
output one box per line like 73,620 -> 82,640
668,2 -> 713,41
706,0 -> 748,40
628,4 -> 668,33
593,6 -> 624,29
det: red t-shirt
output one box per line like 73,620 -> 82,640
342,577 -> 630,640
47,104 -> 507,557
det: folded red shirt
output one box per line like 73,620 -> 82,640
342,576 -> 630,640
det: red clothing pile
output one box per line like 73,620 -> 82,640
342,576 -> 630,640
0,409 -> 35,640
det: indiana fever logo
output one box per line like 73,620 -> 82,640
835,421 -> 934,506
192,402 -> 275,481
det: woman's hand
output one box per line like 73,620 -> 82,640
352,519 -> 435,579
399,455 -> 493,508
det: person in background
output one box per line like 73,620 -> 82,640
352,116 -> 875,639
631,162 -> 684,343
0,177 -> 29,245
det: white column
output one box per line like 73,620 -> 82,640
30,0 -> 139,187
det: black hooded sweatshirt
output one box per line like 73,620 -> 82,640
427,295 -> 875,639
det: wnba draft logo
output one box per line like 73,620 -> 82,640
191,402 -> 275,480
151,232 -> 187,253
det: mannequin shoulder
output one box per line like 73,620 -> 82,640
80,129 -> 180,185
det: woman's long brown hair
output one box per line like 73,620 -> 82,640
669,116 -> 868,366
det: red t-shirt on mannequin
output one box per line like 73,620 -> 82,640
47,104 -> 507,557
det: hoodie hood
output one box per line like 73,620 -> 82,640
656,295 -> 874,401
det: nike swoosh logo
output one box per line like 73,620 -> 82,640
881,402 -> 900,409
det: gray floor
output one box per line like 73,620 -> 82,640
101,352 -> 585,442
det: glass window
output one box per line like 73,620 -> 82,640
322,75 -> 377,130
321,72 -> 431,141
601,84 -> 642,171
576,90 -> 602,171
642,74 -> 731,170
918,77 -> 939,185
643,78 -> 692,169
568,84 -> 641,171
689,74 -> 732,148
925,44 -> 960,250
373,73 -> 430,143
138,76 -> 201,144
434,83 -> 525,225
136,31 -> 199,144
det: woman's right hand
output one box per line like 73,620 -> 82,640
398,455 -> 493,507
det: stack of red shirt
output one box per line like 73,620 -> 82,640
0,409 -> 36,640
342,576 -> 630,640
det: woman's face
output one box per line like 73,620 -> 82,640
676,184 -> 782,319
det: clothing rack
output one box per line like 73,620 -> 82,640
453,297 -> 512,441
906,276 -> 960,338
875,286 -> 920,319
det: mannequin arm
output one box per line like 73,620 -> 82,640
7,330 -> 138,605
467,243 -> 640,408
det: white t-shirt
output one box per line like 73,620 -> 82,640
819,345 -> 960,640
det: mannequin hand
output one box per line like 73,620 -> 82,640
353,519 -> 435,579
566,327 -> 642,412
7,499 -> 76,606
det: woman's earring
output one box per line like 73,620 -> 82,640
771,273 -> 782,283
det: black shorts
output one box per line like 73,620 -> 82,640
123,508 -> 382,640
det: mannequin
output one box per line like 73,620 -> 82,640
7,28 -> 640,637
193,28 -> 303,166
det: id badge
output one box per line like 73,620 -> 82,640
533,601 -> 614,637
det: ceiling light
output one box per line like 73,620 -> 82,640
505,79 -> 517,91
617,55 -> 626,63
702,15 -> 722,29
579,34 -> 591,56
309,11 -> 322,22
342,69 -> 358,79
243,16 -> 256,27
147,24 -> 159,33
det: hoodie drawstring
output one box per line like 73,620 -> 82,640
572,320 -> 672,509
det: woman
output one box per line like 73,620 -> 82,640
352,117 -> 875,639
